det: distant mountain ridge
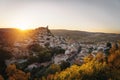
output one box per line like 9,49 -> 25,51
0,28 -> 120,44
51,29 -> 120,42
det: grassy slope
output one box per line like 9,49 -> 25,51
51,29 -> 120,42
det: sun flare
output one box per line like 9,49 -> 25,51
16,26 -> 29,30
19,26 -> 28,30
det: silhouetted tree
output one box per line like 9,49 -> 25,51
106,42 -> 111,48
0,48 -> 12,77
60,61 -> 70,70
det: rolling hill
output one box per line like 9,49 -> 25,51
0,28 -> 120,46
51,29 -> 120,43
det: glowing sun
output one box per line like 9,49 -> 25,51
17,26 -> 28,30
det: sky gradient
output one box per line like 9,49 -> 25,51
0,0 -> 120,33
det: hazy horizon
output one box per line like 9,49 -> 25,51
0,26 -> 119,34
0,0 -> 120,33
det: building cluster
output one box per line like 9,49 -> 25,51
53,42 -> 107,65
33,27 -> 67,49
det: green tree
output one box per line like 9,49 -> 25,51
28,43 -> 44,52
51,47 -> 65,55
46,64 -> 61,75
60,61 -> 70,70
37,49 -> 51,62
28,43 -> 52,63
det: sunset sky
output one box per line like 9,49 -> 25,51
0,0 -> 120,33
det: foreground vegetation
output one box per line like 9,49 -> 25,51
0,41 -> 120,80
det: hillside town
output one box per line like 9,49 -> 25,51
0,27 -> 119,80
4,26 -> 115,69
